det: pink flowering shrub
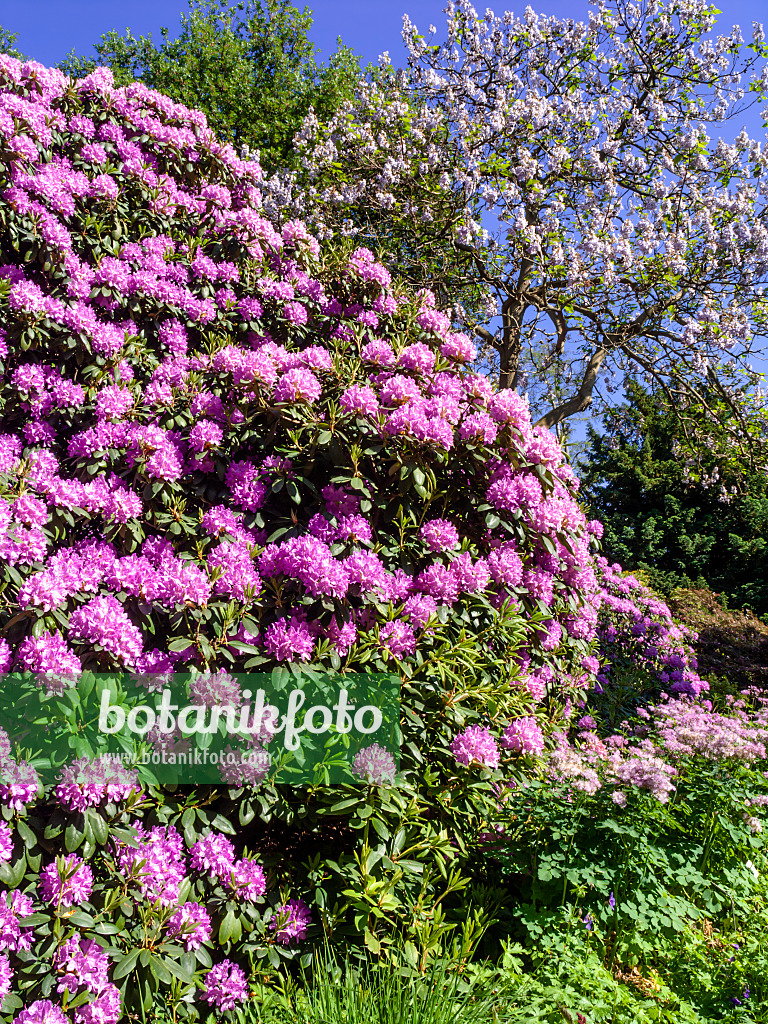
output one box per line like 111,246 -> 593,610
0,59 -> 601,695
0,793 -> 291,1021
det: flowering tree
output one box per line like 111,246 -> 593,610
262,0 -> 768,433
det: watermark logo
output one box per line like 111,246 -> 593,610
0,670 -> 401,787
97,685 -> 384,750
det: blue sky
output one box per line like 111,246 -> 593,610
1,0 -> 767,77
2,0 -> 766,149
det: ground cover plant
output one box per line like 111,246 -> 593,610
1,1 -> 768,1021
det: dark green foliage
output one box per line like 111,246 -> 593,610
580,380 -> 768,615
57,0 -> 362,174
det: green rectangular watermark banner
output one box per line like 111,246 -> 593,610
0,669 -> 401,787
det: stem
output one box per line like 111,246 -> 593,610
560,794 -> 588,908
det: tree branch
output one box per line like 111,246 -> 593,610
534,346 -> 608,428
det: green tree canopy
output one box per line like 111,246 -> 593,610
57,0 -> 362,174
0,26 -> 25,59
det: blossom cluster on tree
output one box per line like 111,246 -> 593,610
262,0 -> 768,438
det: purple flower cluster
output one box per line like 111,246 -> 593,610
0,822 -> 12,863
190,832 -> 236,878
420,518 -> 459,552
352,743 -> 397,784
231,857 -> 267,900
501,717 -> 546,756
0,954 -> 11,1000
54,755 -> 140,812
538,680 -> 768,806
114,823 -> 187,906
0,757 -> 41,811
450,726 -> 500,768
201,959 -> 249,1012
594,559 -> 706,697
0,891 -> 34,954
17,1002 -> 68,1024
39,854 -> 93,907
166,902 -> 213,951
606,746 -> 678,803
652,694 -> 768,762
53,935 -> 120,1024
269,898 -> 312,945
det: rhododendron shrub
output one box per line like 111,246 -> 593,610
0,55 -> 612,1010
0,774 -> 290,1021
0,57 -> 599,694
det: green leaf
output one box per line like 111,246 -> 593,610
164,957 -> 194,984
286,480 -> 301,504
19,912 -> 50,927
219,909 -> 237,944
66,991 -> 94,1010
65,823 -> 85,853
16,820 -> 36,849
0,857 -> 25,889
267,945 -> 281,969
69,911 -> 95,928
85,811 -> 108,846
329,797 -> 359,813
113,949 -> 141,980
211,814 -> 236,834
149,954 -> 173,985
168,638 -> 193,652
